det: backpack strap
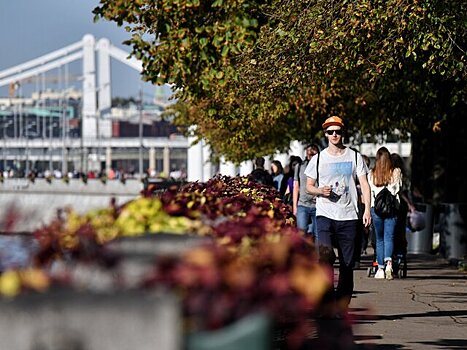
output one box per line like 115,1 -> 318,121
316,151 -> 320,186
353,148 -> 359,182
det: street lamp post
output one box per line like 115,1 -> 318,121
2,128 -> 5,172
2,119 -> 13,171
25,121 -> 37,177
60,88 -> 73,176
96,110 -> 101,175
48,122 -> 58,171
61,96 -> 68,176
138,86 -> 144,178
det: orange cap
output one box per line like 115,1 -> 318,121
322,116 -> 344,129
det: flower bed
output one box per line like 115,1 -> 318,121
0,175 -> 331,348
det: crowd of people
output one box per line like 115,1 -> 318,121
249,115 -> 416,318
1,168 -> 130,182
1,164 -> 188,182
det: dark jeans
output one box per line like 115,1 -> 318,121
316,216 -> 358,309
353,220 -> 363,263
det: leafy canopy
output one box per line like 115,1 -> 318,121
94,0 -> 466,163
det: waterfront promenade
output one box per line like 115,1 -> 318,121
316,248 -> 467,350
1,231 -> 465,349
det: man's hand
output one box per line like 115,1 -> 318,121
320,185 -> 332,197
363,210 -> 372,227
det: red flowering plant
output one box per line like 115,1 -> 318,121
144,233 -> 330,348
158,175 -> 296,236
1,175 -> 331,348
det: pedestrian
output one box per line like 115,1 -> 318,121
353,153 -> 371,268
270,160 -> 285,192
369,147 -> 402,280
282,155 -> 302,206
293,144 -> 320,239
390,153 -> 415,214
390,152 -> 415,266
249,157 -> 274,187
304,116 -> 371,316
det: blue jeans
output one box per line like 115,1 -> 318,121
296,205 -> 317,238
371,207 -> 397,268
316,216 -> 358,307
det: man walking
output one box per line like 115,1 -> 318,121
305,116 -> 371,316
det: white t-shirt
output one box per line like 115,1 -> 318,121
304,147 -> 368,221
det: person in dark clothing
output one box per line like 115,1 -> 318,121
249,157 -> 274,187
390,153 -> 415,262
282,155 -> 302,205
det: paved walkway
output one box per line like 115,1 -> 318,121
276,248 -> 466,350
346,249 -> 466,350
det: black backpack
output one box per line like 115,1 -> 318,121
374,186 -> 398,218
250,168 -> 274,187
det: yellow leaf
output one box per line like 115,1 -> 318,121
184,248 -> 215,267
0,270 -> 21,298
19,268 -> 50,292
289,265 -> 332,303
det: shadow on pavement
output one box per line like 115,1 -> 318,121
416,339 -> 467,349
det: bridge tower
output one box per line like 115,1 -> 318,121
82,34 -> 98,140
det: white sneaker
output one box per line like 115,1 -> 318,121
385,263 -> 394,280
375,268 -> 385,279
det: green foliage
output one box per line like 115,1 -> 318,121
93,0 -> 466,163
93,0 -> 264,102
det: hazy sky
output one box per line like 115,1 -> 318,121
0,0 -> 162,100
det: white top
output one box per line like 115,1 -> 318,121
304,147 -> 368,220
368,168 -> 402,207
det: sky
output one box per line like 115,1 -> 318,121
0,0 -> 166,102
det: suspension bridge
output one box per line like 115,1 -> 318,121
0,34 -> 411,183
0,34 -> 225,181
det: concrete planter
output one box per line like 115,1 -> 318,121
0,288 -> 181,350
0,233 -> 213,350
186,313 -> 272,350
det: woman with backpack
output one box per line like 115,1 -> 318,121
369,147 -> 402,280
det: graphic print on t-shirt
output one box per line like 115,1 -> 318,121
324,161 -> 353,203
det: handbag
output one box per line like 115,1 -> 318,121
407,209 -> 426,231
